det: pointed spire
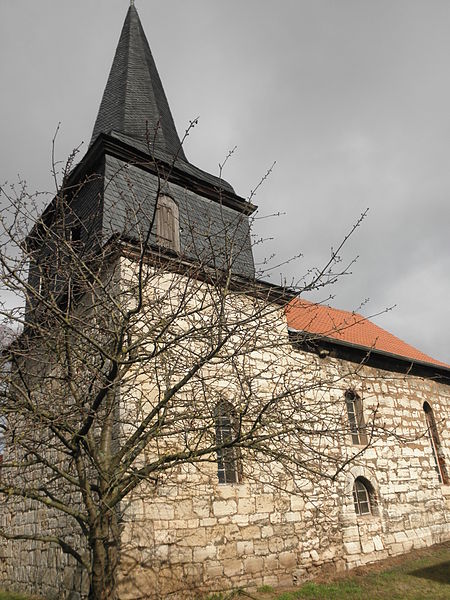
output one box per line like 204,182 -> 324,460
90,4 -> 187,161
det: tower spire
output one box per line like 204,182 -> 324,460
90,3 -> 187,161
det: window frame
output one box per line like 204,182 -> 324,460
0,416 -> 5,461
345,390 -> 368,446
352,477 -> 376,516
423,402 -> 449,485
214,401 -> 242,485
155,194 -> 180,253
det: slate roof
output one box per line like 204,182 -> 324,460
110,131 -> 235,194
102,155 -> 255,278
286,298 -> 449,369
90,5 -> 236,196
91,4 -> 186,160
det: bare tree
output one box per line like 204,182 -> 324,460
0,143 -> 377,600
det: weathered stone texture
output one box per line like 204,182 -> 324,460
1,296 -> 449,599
0,497 -> 87,600
118,358 -> 449,599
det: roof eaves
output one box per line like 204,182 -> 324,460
99,133 -> 256,215
288,326 -> 450,374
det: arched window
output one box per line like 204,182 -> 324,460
423,402 -> 449,485
0,411 -> 8,466
0,416 -> 5,463
0,359 -> 11,464
214,401 -> 241,484
155,195 -> 180,252
345,390 -> 368,445
353,477 -> 376,516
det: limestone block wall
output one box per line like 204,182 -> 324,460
0,493 -> 86,600
119,352 -> 450,600
338,363 -> 450,570
0,256 -> 448,600
119,475 -> 344,599
1,347 -> 448,600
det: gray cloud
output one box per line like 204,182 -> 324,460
1,0 -> 449,362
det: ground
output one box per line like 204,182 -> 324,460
1,542 -> 449,600
203,542 -> 450,600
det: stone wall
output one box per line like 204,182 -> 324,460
118,349 -> 450,599
0,494 -> 87,600
339,367 -> 450,570
119,475 -> 344,599
1,265 -> 449,599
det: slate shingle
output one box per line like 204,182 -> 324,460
103,156 -> 255,278
91,5 -> 187,162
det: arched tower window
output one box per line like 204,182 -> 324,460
155,195 -> 180,252
345,390 -> 368,445
423,402 -> 449,484
214,401 -> 242,484
353,477 -> 377,516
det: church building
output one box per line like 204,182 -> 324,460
1,4 -> 449,600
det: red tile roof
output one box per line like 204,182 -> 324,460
285,298 -> 449,369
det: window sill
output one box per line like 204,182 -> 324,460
355,512 -> 380,521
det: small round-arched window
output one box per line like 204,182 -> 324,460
353,477 -> 376,516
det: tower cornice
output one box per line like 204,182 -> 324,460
73,134 -> 257,217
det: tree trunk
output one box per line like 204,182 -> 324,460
88,510 -> 120,600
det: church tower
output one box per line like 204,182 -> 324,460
27,2 -> 255,304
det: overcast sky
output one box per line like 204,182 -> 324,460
1,0 -> 449,363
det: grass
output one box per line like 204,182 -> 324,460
2,543 -> 449,600
203,542 -> 450,600
255,542 -> 450,600
0,594 -> 41,600
0,591 -> 45,600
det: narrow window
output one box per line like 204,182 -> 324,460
353,477 -> 375,516
68,225 -> 82,244
0,415 -> 5,463
37,264 -> 50,297
423,402 -> 449,484
345,390 -> 368,445
214,401 -> 241,484
155,195 -> 180,252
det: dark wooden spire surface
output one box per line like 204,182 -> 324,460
90,4 -> 187,161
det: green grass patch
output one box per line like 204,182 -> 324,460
291,580 -> 363,598
0,593 -> 39,600
197,543 -> 449,600
269,545 -> 450,600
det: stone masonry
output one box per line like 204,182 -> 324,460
117,350 -> 450,599
0,267 -> 449,599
